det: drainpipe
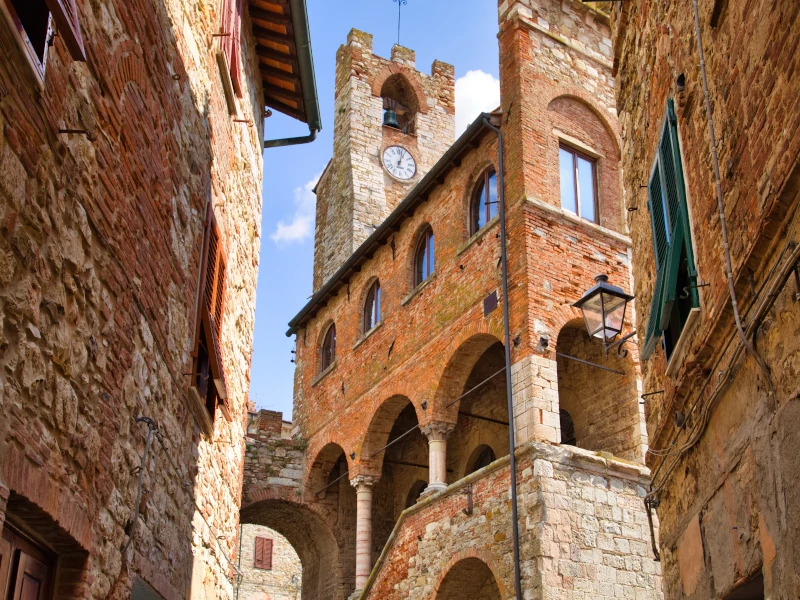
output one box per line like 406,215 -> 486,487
483,114 -> 523,600
263,127 -> 318,149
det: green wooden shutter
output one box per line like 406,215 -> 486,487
641,99 -> 697,360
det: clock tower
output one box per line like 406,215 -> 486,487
312,29 -> 455,291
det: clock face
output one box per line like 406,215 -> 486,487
382,146 -> 417,181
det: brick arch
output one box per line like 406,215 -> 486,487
358,394 -> 423,477
432,550 -> 507,599
304,430 -> 354,485
370,65 -> 429,114
428,319 -> 505,422
544,86 -> 621,158
305,441 -> 351,498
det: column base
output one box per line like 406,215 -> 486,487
422,482 -> 447,496
347,590 -> 363,600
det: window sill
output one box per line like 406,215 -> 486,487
665,306 -> 702,378
312,360 -> 337,387
457,216 -> 500,256
187,385 -> 214,438
402,272 -> 437,306
525,196 -> 632,246
353,321 -> 383,350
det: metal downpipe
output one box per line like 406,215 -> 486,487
484,115 -> 523,600
263,127 -> 318,149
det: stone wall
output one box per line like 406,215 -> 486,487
0,0 -> 265,597
613,0 -> 800,597
361,442 -> 662,600
312,29 -> 455,290
237,524 -> 301,600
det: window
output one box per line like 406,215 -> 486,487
413,227 -> 435,287
642,99 -> 699,361
254,537 -> 273,570
0,0 -> 85,81
219,0 -> 243,96
320,323 -> 336,372
192,209 -> 229,421
559,145 -> 597,222
470,168 -> 498,234
1,522 -> 54,599
559,409 -> 576,445
363,280 -> 381,333
466,445 -> 496,475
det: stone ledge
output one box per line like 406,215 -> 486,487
456,215 -> 499,256
311,360 -> 337,387
353,320 -> 383,350
401,271 -> 437,306
525,196 -> 632,246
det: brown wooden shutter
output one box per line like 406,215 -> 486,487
220,0 -> 243,97
254,537 -> 273,570
11,551 -> 49,600
0,530 -> 11,595
203,218 -> 226,340
44,0 -> 86,61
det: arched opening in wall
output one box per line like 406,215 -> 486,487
237,523 -> 302,600
362,396 -> 428,561
306,443 -> 356,595
555,319 -> 642,461
434,335 -> 508,481
465,444 -> 497,476
435,557 -> 502,600
405,480 -> 427,508
381,74 -> 419,134
240,499 -> 345,600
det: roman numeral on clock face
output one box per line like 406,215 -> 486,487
383,146 -> 416,181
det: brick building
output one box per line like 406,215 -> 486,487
612,0 -> 800,598
0,0 -> 319,598
243,1 -> 664,599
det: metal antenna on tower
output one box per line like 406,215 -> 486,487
393,0 -> 407,46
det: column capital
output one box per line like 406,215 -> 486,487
420,421 -> 456,442
350,475 -> 377,491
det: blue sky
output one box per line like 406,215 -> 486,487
250,0 -> 502,418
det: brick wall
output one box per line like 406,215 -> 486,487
613,0 -> 800,597
0,0 -> 265,597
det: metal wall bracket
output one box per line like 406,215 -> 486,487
461,483 -> 473,515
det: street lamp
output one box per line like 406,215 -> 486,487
573,274 -> 636,357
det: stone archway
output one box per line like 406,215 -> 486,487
240,499 -> 345,600
435,557 -> 502,600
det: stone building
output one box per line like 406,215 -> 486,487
0,0 -> 319,598
243,1 -> 663,599
612,1 -> 800,599
237,523 -> 301,600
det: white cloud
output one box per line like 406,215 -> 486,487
270,171 -> 322,245
455,70 -> 501,136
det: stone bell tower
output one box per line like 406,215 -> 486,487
312,29 -> 455,291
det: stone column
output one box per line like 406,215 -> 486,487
421,422 -> 455,493
351,475 -> 376,592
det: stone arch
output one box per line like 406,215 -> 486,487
370,65 -> 428,114
241,498 -> 351,600
433,552 -> 506,599
554,317 -> 643,461
430,331 -> 504,421
462,441 -> 501,477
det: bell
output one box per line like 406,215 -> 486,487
383,108 -> 400,129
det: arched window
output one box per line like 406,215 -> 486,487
466,445 -> 496,475
381,74 -> 418,134
363,280 -> 381,333
405,480 -> 427,508
320,324 -> 336,372
413,227 -> 435,287
470,168 -> 498,234
560,409 -> 576,446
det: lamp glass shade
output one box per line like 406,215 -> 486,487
573,275 -> 633,344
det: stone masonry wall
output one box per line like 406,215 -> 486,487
361,442 -> 662,600
237,524 -> 301,600
0,0 -> 264,598
613,0 -> 800,597
312,29 -> 455,290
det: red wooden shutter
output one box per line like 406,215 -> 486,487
219,0 -> 243,97
44,0 -> 86,61
254,537 -> 273,570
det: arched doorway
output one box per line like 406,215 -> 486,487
555,319 -> 643,460
240,499 -> 343,600
435,557 -> 502,599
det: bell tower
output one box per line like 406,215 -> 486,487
312,29 -> 455,291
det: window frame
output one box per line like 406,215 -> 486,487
362,280 -> 381,334
413,227 -> 435,288
470,167 -> 498,235
558,143 -> 599,223
319,323 -> 336,373
0,0 -> 52,84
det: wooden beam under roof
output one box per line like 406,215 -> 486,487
250,6 -> 292,26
